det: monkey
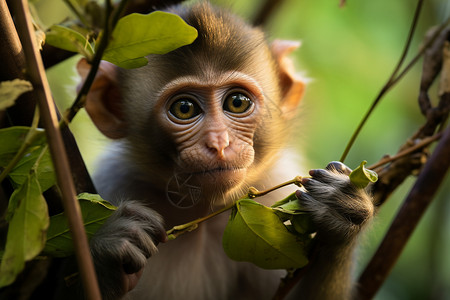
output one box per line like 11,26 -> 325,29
74,2 -> 375,300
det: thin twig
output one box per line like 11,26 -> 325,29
340,0 -> 424,163
61,0 -> 129,126
341,18 -> 449,164
166,177 -> 303,240
252,0 -> 286,27
62,0 -> 90,28
367,132 -> 443,171
248,176 -> 302,198
9,1 -> 101,299
0,107 -> 45,183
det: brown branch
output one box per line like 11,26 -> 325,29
252,0 -> 286,27
372,26 -> 450,207
356,125 -> 450,300
368,132 -> 442,172
0,0 -> 34,126
8,1 -> 101,299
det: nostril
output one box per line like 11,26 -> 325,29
205,131 -> 229,159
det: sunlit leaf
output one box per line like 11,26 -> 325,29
0,80 -> 33,110
43,193 -> 117,257
272,193 -> 306,214
45,25 -> 94,58
271,192 -> 298,209
0,172 -> 49,287
349,160 -> 378,188
102,11 -> 198,69
223,199 -> 310,270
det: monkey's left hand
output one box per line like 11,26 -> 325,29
296,161 -> 375,245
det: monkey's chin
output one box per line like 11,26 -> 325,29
193,168 -> 247,196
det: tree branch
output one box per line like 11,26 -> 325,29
8,1 -> 100,299
252,0 -> 286,27
356,125 -> 450,300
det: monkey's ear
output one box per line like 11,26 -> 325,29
271,40 -> 305,119
77,58 -> 126,139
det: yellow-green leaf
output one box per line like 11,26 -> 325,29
223,199 -> 310,270
0,172 -> 49,287
45,25 -> 94,58
0,80 -> 33,110
102,11 -> 198,69
349,160 -> 378,188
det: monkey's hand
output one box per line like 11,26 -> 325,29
296,161 -> 375,244
89,201 -> 166,300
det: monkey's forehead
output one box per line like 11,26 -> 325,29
155,2 -> 276,77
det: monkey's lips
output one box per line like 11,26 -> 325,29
191,167 -> 247,189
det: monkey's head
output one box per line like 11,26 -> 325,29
79,3 -> 304,206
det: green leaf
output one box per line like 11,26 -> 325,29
349,160 -> 378,188
8,147 -> 55,193
223,199 -> 310,270
113,57 -> 149,69
102,11 -> 198,69
0,80 -> 33,110
0,127 -> 55,194
271,192 -> 298,208
272,196 -> 306,215
0,172 -> 49,287
0,127 -> 46,166
43,194 -> 117,257
291,214 -> 316,235
45,25 -> 94,58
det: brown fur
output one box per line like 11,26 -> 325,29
73,3 -> 374,300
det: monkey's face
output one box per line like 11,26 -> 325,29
155,71 -> 268,198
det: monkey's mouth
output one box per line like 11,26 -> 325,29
189,167 -> 246,188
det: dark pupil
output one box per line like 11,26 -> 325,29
232,95 -> 243,108
180,101 -> 191,114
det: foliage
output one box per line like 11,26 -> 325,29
223,197 -> 311,269
43,193 -> 116,258
0,80 -> 33,110
0,0 -> 197,289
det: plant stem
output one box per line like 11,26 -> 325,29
339,0 -> 424,163
10,1 -> 101,299
248,176 -> 303,198
166,201 -> 236,239
357,126 -> 450,299
61,0 -> 129,127
166,176 -> 303,239
0,107 -> 44,184
368,132 -> 443,171
62,0 -> 90,28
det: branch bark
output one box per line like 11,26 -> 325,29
252,0 -> 286,27
8,1 -> 100,299
356,125 -> 450,300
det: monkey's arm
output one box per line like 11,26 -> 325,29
89,201 -> 166,300
292,162 -> 375,300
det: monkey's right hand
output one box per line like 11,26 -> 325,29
89,201 -> 166,300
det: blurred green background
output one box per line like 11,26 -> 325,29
37,0 -> 450,299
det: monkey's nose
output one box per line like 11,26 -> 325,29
206,131 -> 230,159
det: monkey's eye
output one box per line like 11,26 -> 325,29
223,92 -> 253,114
169,99 -> 201,120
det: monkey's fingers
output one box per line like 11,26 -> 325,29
325,161 -> 352,175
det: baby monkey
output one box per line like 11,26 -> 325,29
75,2 -> 374,300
